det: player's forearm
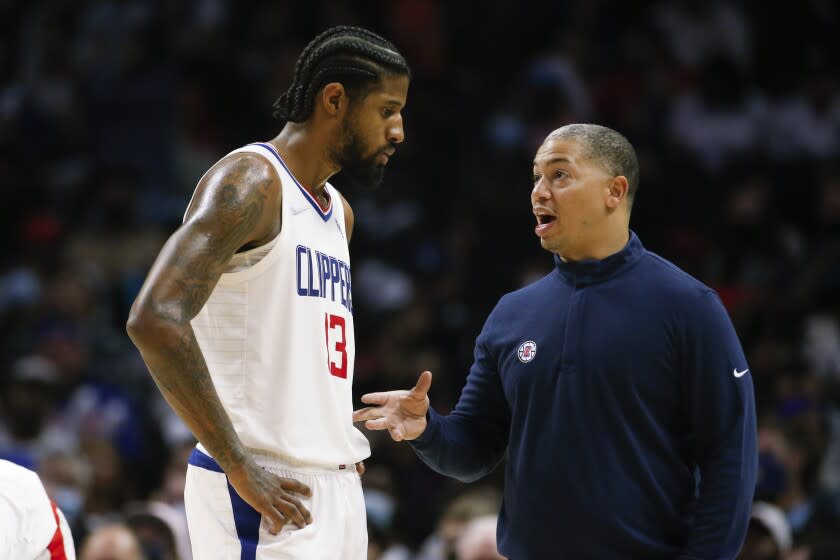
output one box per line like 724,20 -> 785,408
127,317 -> 248,472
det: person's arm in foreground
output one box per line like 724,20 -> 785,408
679,291 -> 758,559
355,313 -> 510,482
126,154 -> 311,533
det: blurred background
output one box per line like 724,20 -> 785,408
0,0 -> 839,559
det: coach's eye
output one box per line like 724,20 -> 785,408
382,108 -> 394,118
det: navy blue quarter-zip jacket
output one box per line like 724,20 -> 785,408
410,232 -> 757,560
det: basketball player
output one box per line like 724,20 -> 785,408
0,459 -> 76,559
126,26 -> 409,559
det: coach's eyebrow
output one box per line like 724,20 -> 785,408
534,157 -> 572,166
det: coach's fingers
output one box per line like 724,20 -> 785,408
365,417 -> 390,431
409,371 -> 433,398
353,407 -> 383,423
388,424 -> 405,442
360,391 -> 392,405
365,418 -> 391,430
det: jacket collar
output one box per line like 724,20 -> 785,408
553,231 -> 644,287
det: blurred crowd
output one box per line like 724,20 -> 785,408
1,0 -> 839,558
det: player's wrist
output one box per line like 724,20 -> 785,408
215,445 -> 252,476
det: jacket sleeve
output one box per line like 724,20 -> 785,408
678,290 -> 758,560
409,306 -> 511,483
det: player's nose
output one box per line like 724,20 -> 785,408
388,115 -> 404,144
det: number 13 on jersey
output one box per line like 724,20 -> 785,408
325,313 -> 348,378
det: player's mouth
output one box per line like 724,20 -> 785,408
534,209 -> 557,236
377,150 -> 394,165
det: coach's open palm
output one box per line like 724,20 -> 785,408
353,371 -> 432,441
226,459 -> 312,534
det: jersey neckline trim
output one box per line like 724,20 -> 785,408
253,142 -> 334,222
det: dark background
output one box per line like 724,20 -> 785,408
1,1 -> 839,558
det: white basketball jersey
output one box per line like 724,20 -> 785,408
0,460 -> 68,560
190,142 -> 370,468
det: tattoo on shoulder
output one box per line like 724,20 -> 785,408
171,157 -> 276,318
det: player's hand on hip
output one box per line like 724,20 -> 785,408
353,371 -> 432,442
226,458 -> 312,534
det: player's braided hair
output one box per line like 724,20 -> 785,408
273,26 -> 410,122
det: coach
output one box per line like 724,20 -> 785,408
354,124 -> 758,559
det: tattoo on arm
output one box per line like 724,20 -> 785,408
128,154 -> 279,471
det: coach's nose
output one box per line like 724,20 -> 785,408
532,175 -> 551,203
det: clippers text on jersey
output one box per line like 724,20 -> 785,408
296,244 -> 353,313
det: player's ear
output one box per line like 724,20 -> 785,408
606,176 -> 629,209
320,82 -> 347,118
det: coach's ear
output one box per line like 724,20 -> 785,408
606,176 -> 629,209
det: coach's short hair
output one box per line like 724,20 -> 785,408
273,26 -> 410,123
548,124 -> 640,207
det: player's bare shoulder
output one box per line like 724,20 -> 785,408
129,151 -> 283,327
185,151 -> 282,247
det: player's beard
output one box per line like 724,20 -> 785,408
335,118 -> 387,189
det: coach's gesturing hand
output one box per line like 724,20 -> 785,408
226,459 -> 312,534
353,371 -> 432,441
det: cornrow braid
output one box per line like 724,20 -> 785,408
273,26 -> 410,123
